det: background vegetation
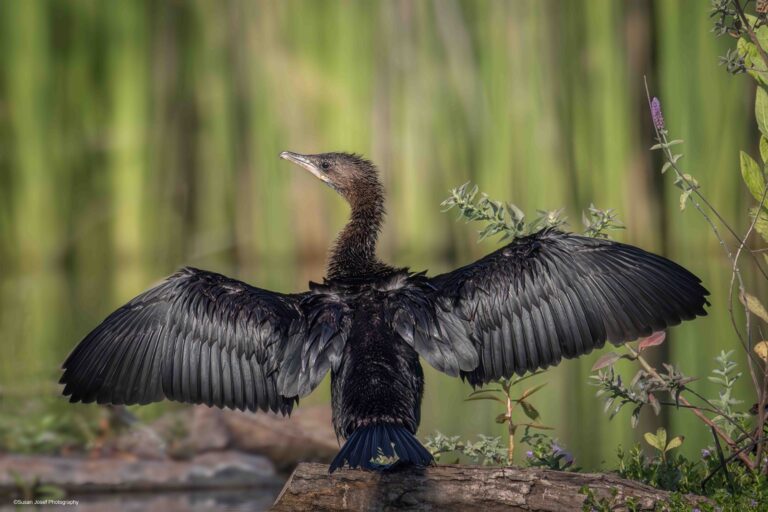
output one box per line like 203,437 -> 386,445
0,0 -> 759,469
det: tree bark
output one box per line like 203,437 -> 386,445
271,463 -> 709,511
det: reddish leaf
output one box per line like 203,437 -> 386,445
591,352 -> 621,371
638,331 -> 666,352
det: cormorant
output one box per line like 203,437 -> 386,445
60,152 -> 709,472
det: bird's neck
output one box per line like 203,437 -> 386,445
327,185 -> 386,280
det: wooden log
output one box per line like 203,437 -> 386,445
271,463 -> 709,511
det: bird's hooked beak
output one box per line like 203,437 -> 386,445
279,151 -> 332,186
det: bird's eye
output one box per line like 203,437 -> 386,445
320,161 -> 331,172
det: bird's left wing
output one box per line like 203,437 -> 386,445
60,267 -> 350,414
407,229 -> 708,386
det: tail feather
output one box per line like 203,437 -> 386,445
329,424 -> 433,473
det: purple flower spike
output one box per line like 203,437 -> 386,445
526,450 -> 533,458
651,97 -> 665,131
701,448 -> 711,459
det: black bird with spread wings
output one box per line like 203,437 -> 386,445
61,152 -> 708,472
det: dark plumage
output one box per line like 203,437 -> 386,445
60,151 -> 709,472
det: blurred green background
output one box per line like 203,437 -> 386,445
0,0 -> 760,469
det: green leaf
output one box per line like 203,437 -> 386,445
520,400 -> 540,421
750,207 -> 768,243
495,413 -> 509,424
520,383 -> 547,400
761,137 -> 768,163
465,395 -> 505,404
740,292 -> 768,324
746,14 -> 768,49
665,435 -> 684,452
468,388 -> 502,397
741,151 -> 766,202
643,431 -> 661,451
757,87 -> 768,139
524,423 -> 554,430
510,370 -> 545,387
755,340 -> 768,362
679,189 -> 692,211
738,38 -> 768,85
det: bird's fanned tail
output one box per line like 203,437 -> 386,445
329,424 -> 434,473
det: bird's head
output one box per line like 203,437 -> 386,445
279,151 -> 381,206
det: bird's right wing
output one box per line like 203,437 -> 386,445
415,229 -> 709,386
61,267 -> 351,414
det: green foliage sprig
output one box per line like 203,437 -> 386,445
442,182 -> 623,242
424,432 -> 508,466
463,372 -> 553,462
582,204 -> 624,238
709,350 -> 750,438
441,182 -> 566,241
521,429 -> 578,471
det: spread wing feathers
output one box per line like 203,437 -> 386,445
277,288 -> 352,398
428,229 -> 709,386
61,267 -> 351,414
382,272 -> 478,377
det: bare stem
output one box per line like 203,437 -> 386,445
507,394 -> 515,463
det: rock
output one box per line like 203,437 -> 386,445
109,424 -> 168,461
0,451 -> 281,493
142,405 -> 337,470
100,404 -> 338,471
221,406 -> 338,471
163,406 -> 232,458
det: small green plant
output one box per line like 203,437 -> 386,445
643,427 -> 684,464
424,432 -> 508,465
8,471 -> 65,501
579,486 -> 646,512
0,410 -> 98,455
708,350 -> 750,438
581,203 -> 624,239
441,182 -> 566,241
520,429 -> 577,471
441,182 -> 622,242
463,373 -> 552,461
